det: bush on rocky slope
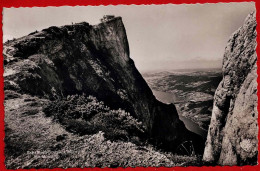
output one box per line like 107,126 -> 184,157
43,94 -> 145,143
5,93 -> 202,169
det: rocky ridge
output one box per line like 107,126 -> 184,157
4,16 -> 199,153
203,12 -> 258,165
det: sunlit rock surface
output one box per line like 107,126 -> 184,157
203,12 -> 258,165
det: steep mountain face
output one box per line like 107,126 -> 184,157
203,12 -> 258,165
4,17 -> 195,151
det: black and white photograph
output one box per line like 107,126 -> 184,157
3,2 -> 258,169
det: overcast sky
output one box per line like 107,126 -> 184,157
3,3 -> 255,72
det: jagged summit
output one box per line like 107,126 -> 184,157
4,16 -> 124,62
4,15 -> 121,43
100,15 -> 116,22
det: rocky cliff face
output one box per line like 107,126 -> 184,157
203,12 -> 258,165
4,17 -> 195,151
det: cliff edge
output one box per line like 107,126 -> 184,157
203,12 -> 258,165
4,16 -> 197,152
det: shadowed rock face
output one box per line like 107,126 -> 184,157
4,17 -> 197,151
203,12 -> 258,165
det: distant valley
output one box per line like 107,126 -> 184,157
142,68 -> 222,135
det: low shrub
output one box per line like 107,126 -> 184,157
4,90 -> 21,100
22,109 -> 39,116
43,94 -> 145,143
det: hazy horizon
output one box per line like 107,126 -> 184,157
3,3 -> 255,71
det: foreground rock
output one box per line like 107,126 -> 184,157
203,12 -> 258,165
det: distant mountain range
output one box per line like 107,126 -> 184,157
138,57 -> 222,73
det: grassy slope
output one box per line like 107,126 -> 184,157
4,91 -> 201,169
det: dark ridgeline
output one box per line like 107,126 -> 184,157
4,15 -> 203,154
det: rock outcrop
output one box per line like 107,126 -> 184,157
203,12 -> 258,165
4,16 -> 198,151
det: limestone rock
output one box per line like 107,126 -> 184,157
203,12 -> 257,165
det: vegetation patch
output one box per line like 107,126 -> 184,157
43,94 -> 145,143
5,94 -> 202,168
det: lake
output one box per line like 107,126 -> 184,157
152,90 -> 208,138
